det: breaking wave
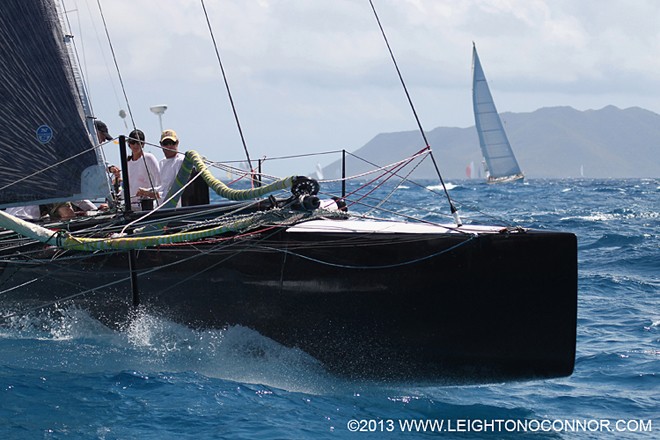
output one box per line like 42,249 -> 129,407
0,306 -> 335,394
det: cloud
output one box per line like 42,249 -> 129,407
70,0 -> 660,176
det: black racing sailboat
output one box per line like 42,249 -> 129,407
0,0 -> 576,383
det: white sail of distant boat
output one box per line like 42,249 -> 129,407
472,43 -> 524,184
314,163 -> 324,180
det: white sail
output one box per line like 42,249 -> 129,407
472,43 -> 524,184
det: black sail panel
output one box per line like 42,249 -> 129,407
0,0 -> 105,206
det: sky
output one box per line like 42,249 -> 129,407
66,0 -> 660,177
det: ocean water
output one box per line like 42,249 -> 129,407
0,178 -> 658,439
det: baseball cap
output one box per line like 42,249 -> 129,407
160,129 -> 178,143
95,120 -> 112,141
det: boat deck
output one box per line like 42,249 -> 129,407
287,218 -> 511,235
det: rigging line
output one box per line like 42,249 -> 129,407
345,150 -> 446,198
82,0 -> 124,120
0,274 -> 134,321
118,159 -> 208,235
367,0 -> 461,226
192,153 -> 276,185
200,0 -> 254,173
152,226 -> 284,295
260,150 -> 344,162
169,202 -> 262,225
343,151 -> 420,204
262,235 -> 477,270
208,162 -> 257,183
156,224 -> 287,294
0,143 -> 102,191
225,172 -> 252,186
59,1 -> 95,122
1,220 -> 287,318
338,159 -> 507,224
343,147 -> 428,200
0,229 -> 247,320
64,200 -> 256,241
317,190 -> 458,223
95,0 -> 136,129
321,149 -> 430,184
315,181 -> 429,216
61,1 -> 113,178
0,278 -> 39,296
204,158 -> 292,191
117,197 -> 266,238
348,198 -> 463,231
0,238 -> 43,255
347,161 -> 409,207
365,153 -> 428,216
312,190 -> 456,227
27,223 -> 282,312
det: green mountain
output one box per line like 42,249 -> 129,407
321,106 -> 660,179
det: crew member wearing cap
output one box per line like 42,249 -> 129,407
95,120 -> 112,144
126,129 -> 161,209
157,129 -> 184,206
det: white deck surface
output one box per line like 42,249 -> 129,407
286,219 -> 507,234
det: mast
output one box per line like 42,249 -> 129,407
369,0 -> 461,226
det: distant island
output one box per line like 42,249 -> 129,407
320,106 -> 660,179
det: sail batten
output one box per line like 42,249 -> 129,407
0,0 -> 107,208
471,44 -> 524,184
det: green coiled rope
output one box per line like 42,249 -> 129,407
163,150 -> 295,208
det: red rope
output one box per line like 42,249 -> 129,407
345,146 -> 430,207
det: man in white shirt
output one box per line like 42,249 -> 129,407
126,129 -> 161,210
158,129 -> 184,206
5,205 -> 41,219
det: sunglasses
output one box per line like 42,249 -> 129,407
161,140 -> 176,147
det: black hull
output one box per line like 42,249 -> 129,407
0,218 -> 577,384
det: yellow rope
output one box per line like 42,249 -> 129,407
60,214 -> 263,251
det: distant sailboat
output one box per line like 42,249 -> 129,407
314,163 -> 324,180
472,43 -> 524,184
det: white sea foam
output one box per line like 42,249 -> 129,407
560,213 -> 619,222
1,305 -> 111,341
1,306 -> 336,394
118,308 -> 339,393
426,182 -> 458,191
